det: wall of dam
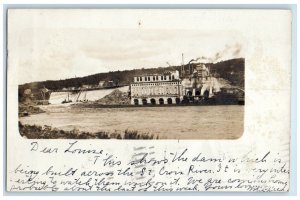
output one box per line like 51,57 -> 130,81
49,86 -> 129,104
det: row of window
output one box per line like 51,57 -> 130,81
133,98 -> 181,105
132,86 -> 178,91
132,90 -> 179,93
131,82 -> 179,87
132,93 -> 177,96
136,75 -> 175,82
131,87 -> 179,96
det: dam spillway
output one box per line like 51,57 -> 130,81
48,86 -> 129,105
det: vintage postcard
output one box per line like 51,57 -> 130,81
6,9 -> 291,192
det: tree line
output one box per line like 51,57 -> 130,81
19,58 -> 244,102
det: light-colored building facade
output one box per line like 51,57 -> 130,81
130,71 -> 184,105
130,64 -> 218,105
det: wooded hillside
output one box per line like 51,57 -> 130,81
19,58 -> 244,102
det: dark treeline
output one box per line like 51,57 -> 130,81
19,66 -> 180,91
211,58 -> 245,88
19,58 -> 244,101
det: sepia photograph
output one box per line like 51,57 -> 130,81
14,9 -> 245,140
6,7 -> 293,193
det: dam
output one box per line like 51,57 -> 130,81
48,86 -> 129,105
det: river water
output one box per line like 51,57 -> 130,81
20,105 -> 244,139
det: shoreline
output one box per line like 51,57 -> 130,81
18,121 -> 159,140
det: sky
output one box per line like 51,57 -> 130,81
8,9 -> 245,84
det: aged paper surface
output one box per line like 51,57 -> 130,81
7,9 -> 291,192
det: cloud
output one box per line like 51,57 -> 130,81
70,52 -> 110,77
211,43 -> 244,63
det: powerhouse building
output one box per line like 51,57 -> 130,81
130,64 -> 216,105
130,71 -> 184,105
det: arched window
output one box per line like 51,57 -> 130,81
150,98 -> 156,105
204,90 -> 209,100
134,99 -> 139,105
159,98 -> 164,105
142,99 -> 147,105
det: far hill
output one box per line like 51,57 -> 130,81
210,58 -> 245,88
18,58 -> 244,102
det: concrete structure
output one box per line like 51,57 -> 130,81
130,71 -> 184,105
195,64 -> 209,79
130,63 -> 222,105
